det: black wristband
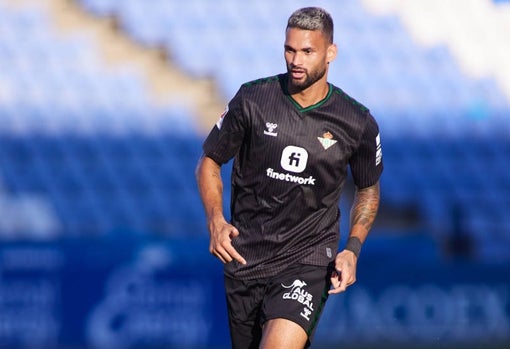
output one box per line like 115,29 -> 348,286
345,237 -> 362,258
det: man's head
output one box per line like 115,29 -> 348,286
285,7 -> 337,92
286,7 -> 334,44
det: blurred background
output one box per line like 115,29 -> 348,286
0,0 -> 509,348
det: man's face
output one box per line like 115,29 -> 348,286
284,28 -> 336,92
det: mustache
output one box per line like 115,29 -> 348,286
288,64 -> 306,73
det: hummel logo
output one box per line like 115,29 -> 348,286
264,122 -> 278,136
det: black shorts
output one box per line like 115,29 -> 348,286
224,263 -> 332,349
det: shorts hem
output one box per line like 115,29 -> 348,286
262,314 -> 313,339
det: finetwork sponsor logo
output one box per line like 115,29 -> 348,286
281,279 -> 315,321
280,145 -> 308,173
266,168 -> 316,185
267,145 -> 316,185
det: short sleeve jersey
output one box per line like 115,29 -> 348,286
203,74 -> 383,280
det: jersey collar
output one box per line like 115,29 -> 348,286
282,74 -> 333,112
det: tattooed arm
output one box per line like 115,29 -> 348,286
329,181 -> 381,294
348,181 -> 381,246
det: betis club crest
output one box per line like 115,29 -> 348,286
318,131 -> 337,150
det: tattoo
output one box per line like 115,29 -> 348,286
210,162 -> 223,193
350,182 -> 380,233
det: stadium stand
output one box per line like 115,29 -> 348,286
72,0 -> 510,262
0,0 -> 509,264
0,1 -> 206,238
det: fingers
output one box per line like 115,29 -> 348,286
210,226 -> 246,265
229,228 -> 240,238
338,272 -> 350,293
328,266 -> 356,294
227,245 -> 247,265
328,269 -> 348,294
328,250 -> 358,294
328,270 -> 341,294
212,243 -> 247,265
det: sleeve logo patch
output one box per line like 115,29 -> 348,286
375,133 -> 382,166
216,105 -> 229,130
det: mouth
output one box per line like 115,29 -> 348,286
291,69 -> 306,80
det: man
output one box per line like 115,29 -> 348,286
196,7 -> 383,349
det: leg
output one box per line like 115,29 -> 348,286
227,309 -> 262,349
260,318 -> 308,349
224,275 -> 266,349
260,264 -> 332,348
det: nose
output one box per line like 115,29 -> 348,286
291,51 -> 303,66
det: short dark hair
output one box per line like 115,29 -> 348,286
286,7 -> 334,43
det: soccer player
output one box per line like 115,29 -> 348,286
196,7 -> 383,349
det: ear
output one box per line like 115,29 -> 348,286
326,43 -> 338,63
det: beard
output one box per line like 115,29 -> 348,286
287,64 -> 327,92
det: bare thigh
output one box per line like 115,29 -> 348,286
259,318 -> 308,349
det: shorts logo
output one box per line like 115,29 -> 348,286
281,279 -> 314,321
280,146 -> 308,173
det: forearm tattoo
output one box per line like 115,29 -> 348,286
350,183 -> 380,233
211,166 -> 223,192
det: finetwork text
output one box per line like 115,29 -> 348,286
266,168 -> 316,185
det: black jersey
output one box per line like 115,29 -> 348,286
203,74 -> 383,280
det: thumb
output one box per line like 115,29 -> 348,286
229,227 -> 240,238
338,274 -> 348,292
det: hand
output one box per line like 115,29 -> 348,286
208,217 -> 247,265
329,250 -> 357,294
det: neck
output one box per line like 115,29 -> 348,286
287,77 -> 330,108
289,84 -> 329,108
